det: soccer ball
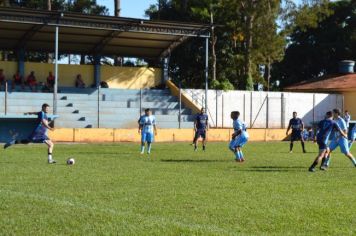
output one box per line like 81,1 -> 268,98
66,158 -> 75,165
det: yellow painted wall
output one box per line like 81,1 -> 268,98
49,128 -> 288,143
101,66 -> 161,89
0,61 -> 161,89
343,92 -> 356,118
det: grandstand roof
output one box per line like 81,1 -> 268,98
284,73 -> 356,92
0,7 -> 210,59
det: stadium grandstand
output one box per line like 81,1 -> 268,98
0,7 -> 211,134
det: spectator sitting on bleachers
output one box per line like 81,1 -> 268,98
25,71 -> 37,91
12,71 -> 24,91
307,127 -> 314,141
0,69 -> 5,90
46,71 -> 55,92
75,74 -> 85,88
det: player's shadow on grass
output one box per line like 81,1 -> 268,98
237,166 -> 307,172
161,159 -> 230,163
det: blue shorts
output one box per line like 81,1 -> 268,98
329,138 -> 349,154
229,135 -> 248,150
141,132 -> 154,143
28,133 -> 49,143
317,141 -> 327,150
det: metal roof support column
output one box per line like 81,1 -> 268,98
162,57 -> 169,83
94,55 -> 101,87
204,37 -> 209,113
17,48 -> 25,78
53,25 -> 59,116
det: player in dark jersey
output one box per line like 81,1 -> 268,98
193,108 -> 208,151
286,111 -> 306,153
308,111 -> 347,172
4,103 -> 56,164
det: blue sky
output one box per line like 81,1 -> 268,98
97,0 -> 304,19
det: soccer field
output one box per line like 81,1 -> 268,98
1,142 -> 355,235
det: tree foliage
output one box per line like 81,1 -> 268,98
272,0 -> 355,87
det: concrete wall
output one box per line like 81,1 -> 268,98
49,128 -> 287,142
183,89 -> 344,128
344,92 -> 356,118
0,61 -> 161,89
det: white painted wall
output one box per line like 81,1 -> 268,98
183,89 -> 343,129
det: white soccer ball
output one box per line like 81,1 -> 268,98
66,158 -> 75,165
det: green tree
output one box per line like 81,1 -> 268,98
273,0 -> 355,87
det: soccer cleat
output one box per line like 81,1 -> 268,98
147,151 -> 150,155
235,159 -> 240,162
308,167 -> 315,172
202,146 -> 206,152
289,151 -> 293,153
320,165 -> 327,171
140,151 -> 144,155
3,140 -> 15,149
240,158 -> 245,163
303,150 -> 307,153
48,160 -> 57,164
194,147 -> 197,152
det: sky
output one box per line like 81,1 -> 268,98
97,0 -> 304,19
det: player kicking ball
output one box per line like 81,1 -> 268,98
229,111 -> 249,162
321,109 -> 356,169
286,111 -> 306,153
193,108 -> 208,151
138,108 -> 157,155
3,103 -> 56,164
309,111 -> 347,172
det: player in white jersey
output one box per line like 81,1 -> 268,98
229,111 -> 249,162
138,108 -> 157,155
321,109 -> 356,169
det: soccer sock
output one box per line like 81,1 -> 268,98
239,151 -> 244,159
147,143 -> 152,153
301,142 -> 305,152
310,161 -> 318,169
235,151 -> 241,160
325,157 -> 331,166
290,143 -> 293,151
140,145 -> 145,153
48,153 -> 52,162
349,157 -> 356,166
203,145 -> 206,151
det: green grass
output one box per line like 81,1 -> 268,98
0,142 -> 355,235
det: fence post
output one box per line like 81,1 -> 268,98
179,83 -> 182,129
215,90 -> 218,128
222,94 -> 224,128
5,81 -> 8,115
281,93 -> 285,129
313,93 -> 316,125
243,93 -> 246,122
250,92 -> 253,128
266,94 -> 269,129
140,89 -> 143,116
97,86 -> 100,128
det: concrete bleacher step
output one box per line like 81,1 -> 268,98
98,107 -> 191,115
55,120 -> 95,128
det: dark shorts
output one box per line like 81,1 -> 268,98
194,130 -> 206,139
291,130 -> 302,141
317,141 -> 327,150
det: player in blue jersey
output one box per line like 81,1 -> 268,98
229,111 -> 249,162
286,112 -> 306,153
321,109 -> 356,169
3,103 -> 56,164
138,108 -> 157,155
309,111 -> 347,172
193,108 -> 209,151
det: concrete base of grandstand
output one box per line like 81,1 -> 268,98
49,128 -> 287,142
